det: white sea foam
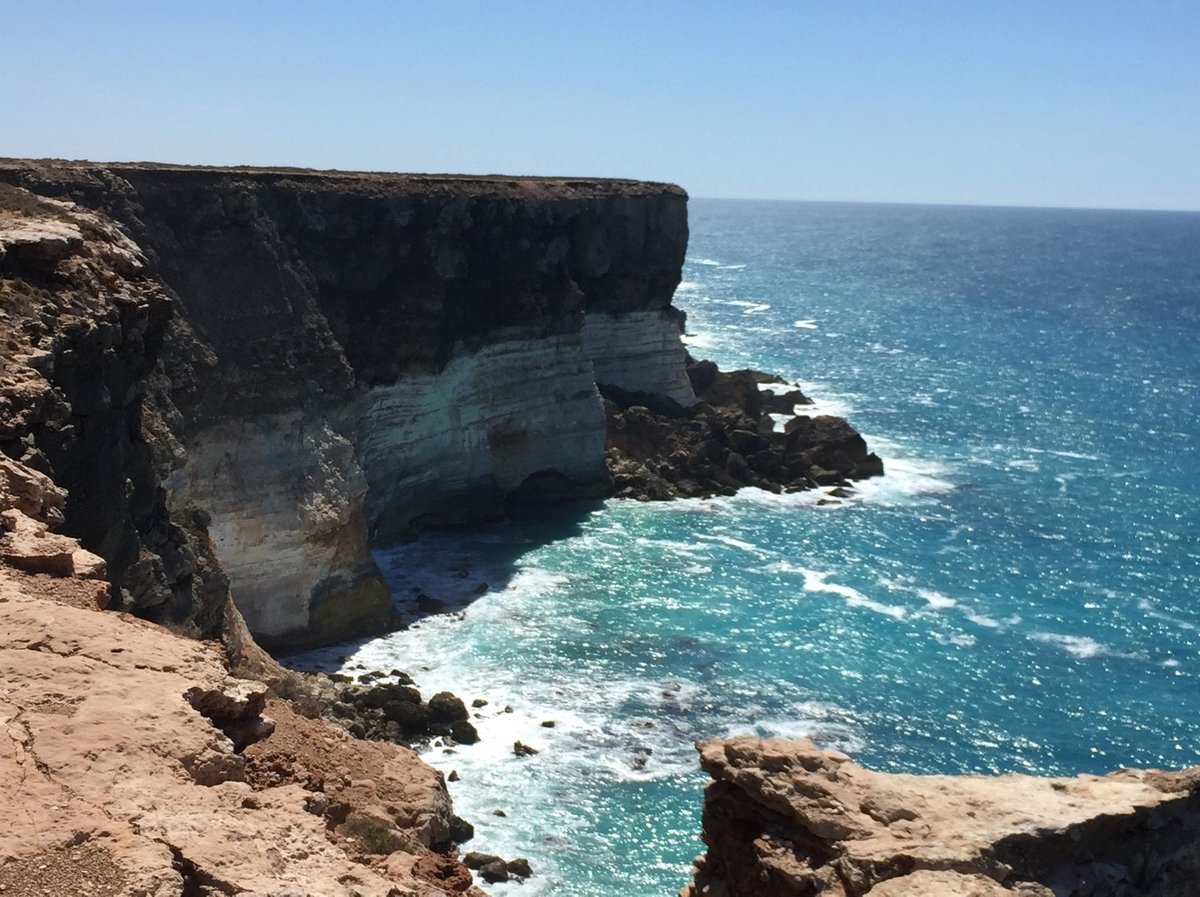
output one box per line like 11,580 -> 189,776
681,331 -> 719,350
719,299 -> 771,314
916,588 -> 958,609
690,257 -> 723,266
791,386 -> 855,419
763,413 -> 784,432
759,381 -> 799,394
843,444 -> 956,506
1137,597 -> 1198,631
934,632 -> 977,647
876,577 -> 1013,638
1028,632 -> 1140,660
965,612 -> 1003,629
798,568 -> 907,620
696,532 -> 769,556
793,319 -> 819,329
747,713 -> 866,754
634,536 -> 711,558
1031,448 -> 1103,461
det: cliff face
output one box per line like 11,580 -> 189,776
683,737 -> 1200,897
0,162 -> 689,648
0,185 -> 232,639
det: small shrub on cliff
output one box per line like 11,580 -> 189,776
339,813 -> 415,855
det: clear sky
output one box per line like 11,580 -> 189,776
2,1 -> 1198,209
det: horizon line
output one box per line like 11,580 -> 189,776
688,194 -> 1200,215
5,155 -> 1196,215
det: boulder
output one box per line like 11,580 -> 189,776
0,508 -> 82,576
450,720 -> 480,745
428,691 -> 469,723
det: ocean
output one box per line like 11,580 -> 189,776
295,199 -> 1200,895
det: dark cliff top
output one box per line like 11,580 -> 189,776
0,159 -> 687,200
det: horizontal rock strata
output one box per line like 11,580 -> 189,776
1,161 -> 883,646
0,162 -> 688,647
683,737 -> 1200,897
583,308 -> 697,405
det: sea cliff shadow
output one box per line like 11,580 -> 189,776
283,498 -> 606,669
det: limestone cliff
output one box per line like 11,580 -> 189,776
682,737 -> 1200,897
0,162 -> 688,648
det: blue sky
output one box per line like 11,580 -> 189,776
2,1 -> 1197,209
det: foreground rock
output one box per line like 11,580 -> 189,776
682,737 -> 1200,897
0,560 -> 483,896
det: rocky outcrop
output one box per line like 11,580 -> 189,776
605,358 -> 883,500
0,162 -> 688,647
0,186 -> 232,638
682,737 -> 1200,897
0,553 -> 482,896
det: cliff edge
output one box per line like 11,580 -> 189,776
0,459 -> 481,895
0,160 -> 880,651
683,737 -> 1200,897
0,162 -> 689,649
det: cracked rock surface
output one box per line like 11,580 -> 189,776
0,563 -> 482,896
682,737 -> 1200,897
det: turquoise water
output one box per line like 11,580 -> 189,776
299,200 -> 1200,895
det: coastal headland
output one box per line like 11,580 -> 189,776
1,161 -> 1194,895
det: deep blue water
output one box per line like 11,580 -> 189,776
298,200 -> 1200,896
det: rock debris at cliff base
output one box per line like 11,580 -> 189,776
602,356 -> 883,502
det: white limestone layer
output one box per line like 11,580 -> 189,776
359,332 -> 608,535
581,310 -> 696,405
164,316 -> 696,642
167,412 -> 380,641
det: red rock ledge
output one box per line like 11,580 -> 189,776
682,737 -> 1200,897
0,481 -> 483,896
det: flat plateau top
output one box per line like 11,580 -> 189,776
0,158 -> 686,200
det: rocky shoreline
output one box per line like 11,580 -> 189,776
604,354 -> 883,502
